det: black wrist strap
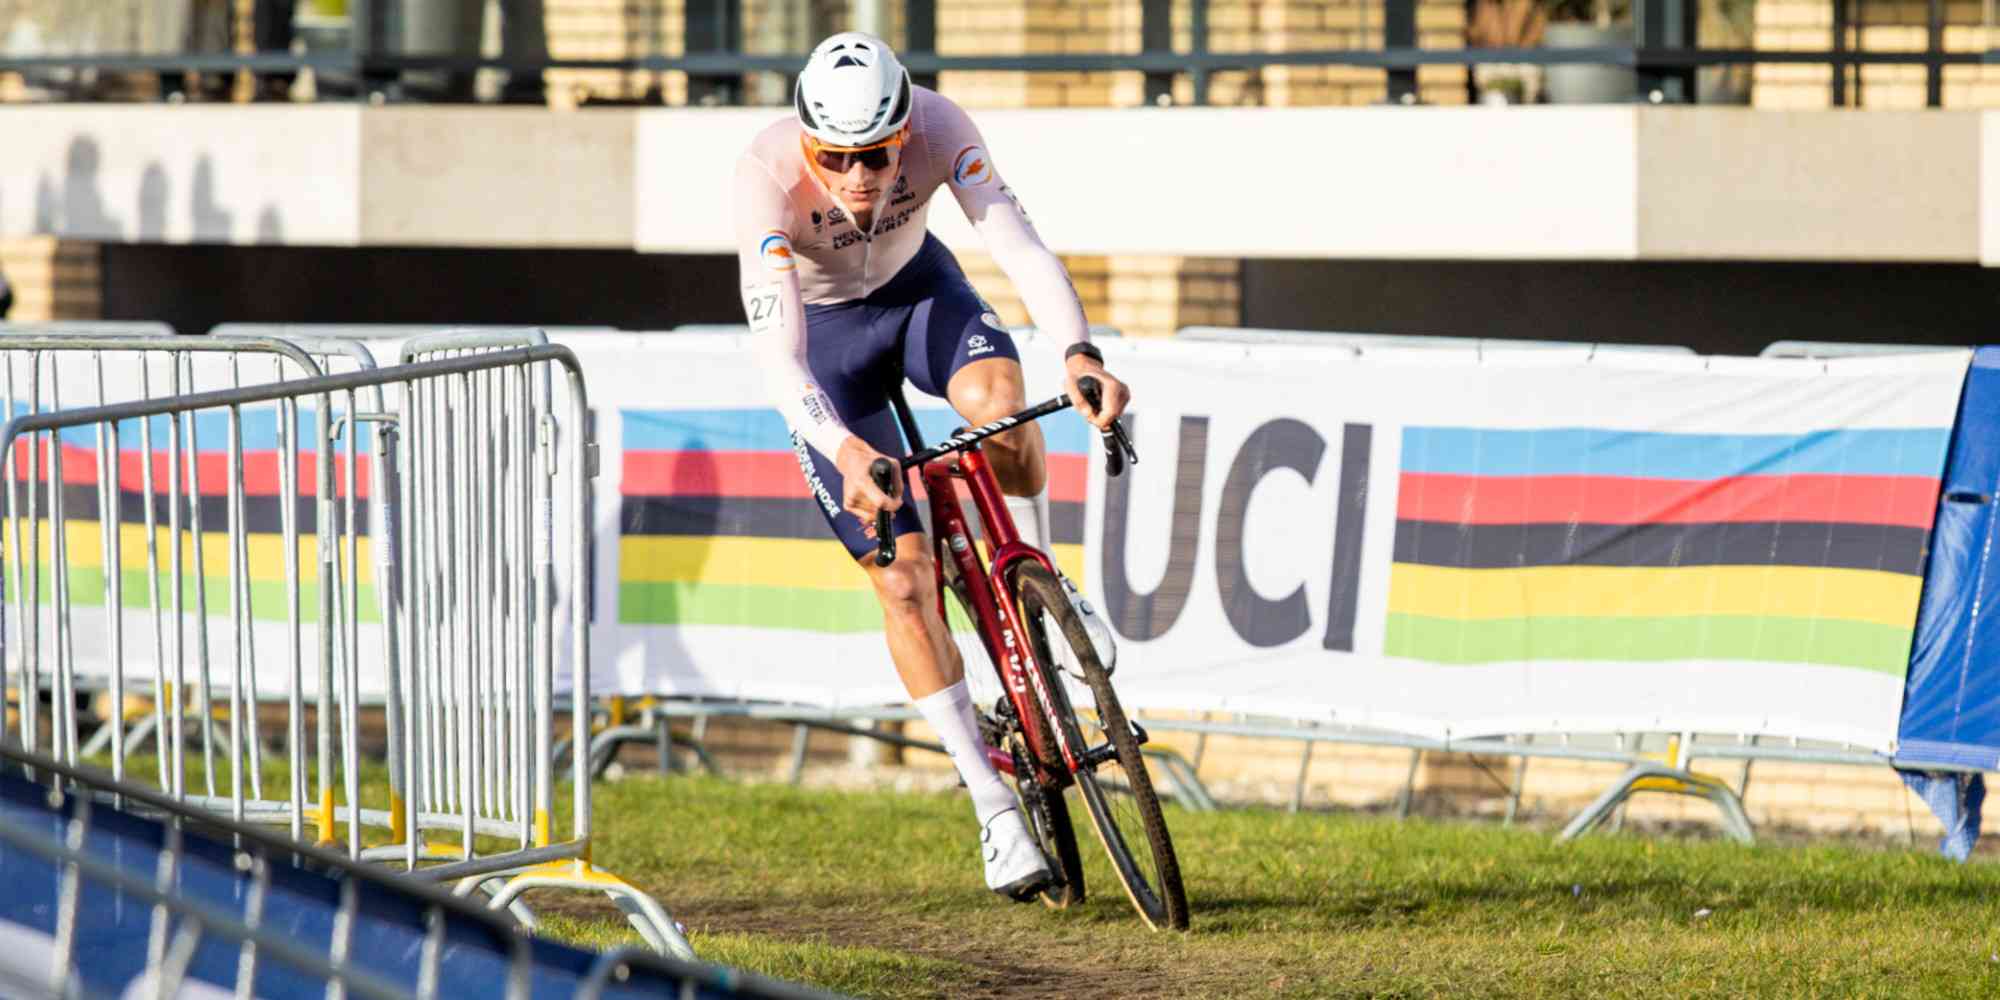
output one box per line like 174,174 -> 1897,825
1064,341 -> 1104,363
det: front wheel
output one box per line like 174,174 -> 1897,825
1012,563 -> 1189,931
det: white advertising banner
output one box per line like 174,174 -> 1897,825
576,335 -> 1968,751
26,334 -> 1971,751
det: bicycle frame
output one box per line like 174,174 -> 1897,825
887,393 -> 1083,784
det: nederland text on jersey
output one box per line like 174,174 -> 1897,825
3,413 -> 379,624
619,408 -> 1090,632
1385,426 -> 1950,674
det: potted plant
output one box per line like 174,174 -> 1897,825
1539,0 -> 1634,104
1466,0 -> 1635,104
1465,0 -> 1546,103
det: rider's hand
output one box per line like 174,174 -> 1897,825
1064,353 -> 1131,431
835,436 -> 900,536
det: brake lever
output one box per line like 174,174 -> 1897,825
1075,376 -> 1139,477
869,458 -> 898,567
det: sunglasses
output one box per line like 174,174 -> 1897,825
806,133 -> 902,174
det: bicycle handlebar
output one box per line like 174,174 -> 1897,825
869,458 -> 898,567
1076,376 -> 1139,479
868,377 -> 1138,568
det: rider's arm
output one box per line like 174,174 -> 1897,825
734,155 -> 855,459
929,100 -> 1089,348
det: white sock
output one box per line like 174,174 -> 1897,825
913,680 -> 1017,824
1004,489 -> 1051,553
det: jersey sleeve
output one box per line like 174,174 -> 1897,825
734,155 -> 853,459
925,97 -> 1089,348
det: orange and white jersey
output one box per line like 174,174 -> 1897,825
733,86 -> 1087,457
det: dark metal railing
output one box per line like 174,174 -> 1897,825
0,0 -> 1986,108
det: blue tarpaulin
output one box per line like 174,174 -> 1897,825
1897,346 -> 2000,770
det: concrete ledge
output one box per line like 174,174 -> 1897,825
361,107 -> 636,248
0,105 -> 362,246
0,104 -> 1995,264
1639,109 -> 1979,262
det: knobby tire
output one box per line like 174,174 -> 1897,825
1012,562 -> 1190,931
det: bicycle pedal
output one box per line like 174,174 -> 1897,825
1000,868 -> 1057,903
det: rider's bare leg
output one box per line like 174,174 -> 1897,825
866,533 -> 1024,837
863,532 -> 962,699
947,358 -> 1050,547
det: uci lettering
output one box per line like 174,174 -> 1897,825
1100,417 -> 1372,651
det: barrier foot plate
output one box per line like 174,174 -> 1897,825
479,858 -> 697,961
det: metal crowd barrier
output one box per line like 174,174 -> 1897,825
0,343 -> 693,958
0,742 -> 832,999
606,695 -> 1969,846
0,327 -> 333,801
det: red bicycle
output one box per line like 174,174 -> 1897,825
867,376 -> 1189,931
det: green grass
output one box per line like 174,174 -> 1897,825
563,776 -> 2000,999
89,752 -> 2000,998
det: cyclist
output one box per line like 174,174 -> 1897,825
733,31 -> 1130,900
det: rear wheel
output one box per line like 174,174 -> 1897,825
1012,562 -> 1189,931
1004,727 -> 1085,909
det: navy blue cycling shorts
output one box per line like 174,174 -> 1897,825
792,233 -> 1020,560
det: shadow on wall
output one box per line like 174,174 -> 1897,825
37,137 -> 286,245
37,136 -> 121,238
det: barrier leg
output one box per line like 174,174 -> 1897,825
453,874 -> 540,929
786,724 -> 810,785
1396,750 -> 1422,820
486,861 -> 696,961
1289,741 -> 1312,814
1141,747 -> 1218,812
1557,762 -> 1756,845
1504,752 -> 1530,826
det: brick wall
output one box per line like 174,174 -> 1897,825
1752,0 -> 2000,108
547,0 -> 688,105
0,238 -> 103,322
958,252 -> 1240,339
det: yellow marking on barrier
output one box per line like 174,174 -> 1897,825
608,697 -> 628,727
620,535 -> 1087,589
1386,562 -> 1919,628
418,842 -> 468,860
506,857 -> 633,890
388,792 -> 408,843
533,808 -> 551,848
317,788 -> 336,844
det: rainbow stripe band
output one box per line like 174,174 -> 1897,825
1387,563 -> 1919,627
1400,427 -> 1951,479
617,407 -> 1089,630
1387,424 -> 1947,670
1393,520 -> 1929,575
1396,472 -> 1937,529
1384,614 -> 1915,674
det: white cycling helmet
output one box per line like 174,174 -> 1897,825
793,32 -> 913,148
